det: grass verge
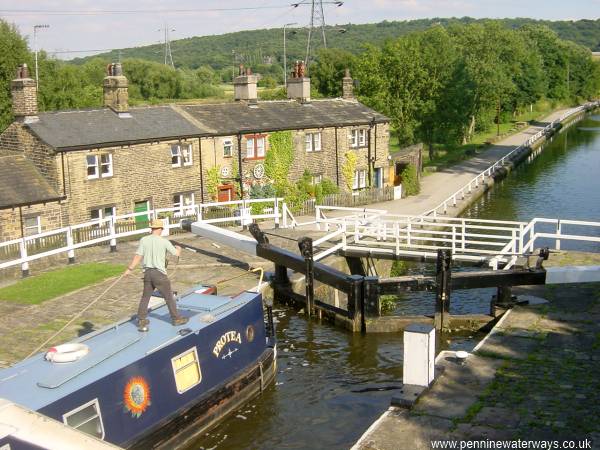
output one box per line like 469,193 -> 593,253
0,263 -> 126,305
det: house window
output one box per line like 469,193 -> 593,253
246,135 -> 266,159
23,215 -> 41,236
86,154 -> 112,179
90,206 -> 116,222
311,174 -> 323,185
173,192 -> 195,214
353,169 -> 367,190
223,139 -> 233,157
171,143 -> 193,167
63,399 -> 104,439
171,347 -> 202,393
305,132 -> 322,152
349,129 -> 367,148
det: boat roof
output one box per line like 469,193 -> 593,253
0,288 -> 259,411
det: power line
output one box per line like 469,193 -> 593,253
0,5 -> 293,16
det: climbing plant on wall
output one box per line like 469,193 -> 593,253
206,166 -> 221,200
265,131 -> 294,194
400,163 -> 420,196
341,151 -> 357,191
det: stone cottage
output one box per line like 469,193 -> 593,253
0,63 -> 390,241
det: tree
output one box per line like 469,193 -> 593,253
311,48 -> 355,97
0,19 -> 30,130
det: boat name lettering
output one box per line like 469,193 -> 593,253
213,330 -> 242,358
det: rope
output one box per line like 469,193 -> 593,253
25,273 -> 126,359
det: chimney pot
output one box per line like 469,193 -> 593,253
103,63 -> 129,113
233,67 -> 258,102
287,60 -> 310,103
342,68 -> 355,100
11,63 -> 38,120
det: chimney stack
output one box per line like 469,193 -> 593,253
11,64 -> 38,122
287,61 -> 311,103
342,68 -> 355,100
103,63 -> 129,114
233,65 -> 258,103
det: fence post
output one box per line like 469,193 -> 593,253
19,237 -> 29,277
161,216 -> 170,237
274,198 -> 280,229
109,217 -> 117,253
518,224 -> 524,254
66,227 -> 76,263
451,226 -> 456,253
434,249 -> 452,332
298,237 -> 314,317
364,276 -> 380,317
555,220 -> 561,251
347,274 -> 364,333
198,205 -> 203,222
282,203 -> 288,229
462,221 -> 466,251
315,206 -> 321,230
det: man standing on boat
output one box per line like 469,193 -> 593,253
125,219 -> 189,332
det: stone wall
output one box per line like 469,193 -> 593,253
0,202 -> 64,241
61,138 -> 202,224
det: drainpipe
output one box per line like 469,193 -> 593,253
334,127 -> 340,187
237,133 -> 244,199
367,127 -> 372,187
198,138 -> 205,202
60,152 -> 67,197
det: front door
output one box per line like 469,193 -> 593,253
217,185 -> 234,202
134,201 -> 149,229
374,167 -> 383,188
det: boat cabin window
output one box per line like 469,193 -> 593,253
62,398 -> 104,439
171,347 -> 202,393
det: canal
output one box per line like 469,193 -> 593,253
193,113 -> 600,450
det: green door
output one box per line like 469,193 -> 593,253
134,201 -> 149,230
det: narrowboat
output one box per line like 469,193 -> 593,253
0,285 -> 276,449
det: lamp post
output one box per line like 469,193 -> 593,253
283,23 -> 297,86
33,24 -> 50,90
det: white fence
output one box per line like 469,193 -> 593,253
308,209 -> 600,269
422,102 -> 598,218
0,198 -> 283,274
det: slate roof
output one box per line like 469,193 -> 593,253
180,99 -> 389,135
24,99 -> 389,151
0,155 -> 62,209
27,106 -> 206,151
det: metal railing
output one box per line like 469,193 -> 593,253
0,198 -> 284,274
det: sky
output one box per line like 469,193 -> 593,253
0,0 -> 598,60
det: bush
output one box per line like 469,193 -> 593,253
400,163 -> 420,196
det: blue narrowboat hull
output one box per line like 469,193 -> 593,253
0,289 -> 276,448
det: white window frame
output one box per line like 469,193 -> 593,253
358,129 -> 367,147
181,143 -> 193,166
23,215 -> 41,237
91,206 -> 116,222
86,155 -> 99,179
171,347 -> 202,394
256,136 -> 265,157
171,145 -> 182,167
350,129 -> 358,148
86,154 -> 113,180
223,139 -> 233,157
62,398 -> 105,440
311,174 -> 323,185
305,132 -> 322,152
173,192 -> 195,215
353,169 -> 367,190
246,137 -> 255,159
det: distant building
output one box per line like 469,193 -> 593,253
0,63 -> 390,241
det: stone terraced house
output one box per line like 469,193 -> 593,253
0,63 -> 390,241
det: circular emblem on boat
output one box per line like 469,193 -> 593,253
253,164 -> 265,179
123,376 -> 151,418
246,325 -> 255,342
221,166 -> 232,177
